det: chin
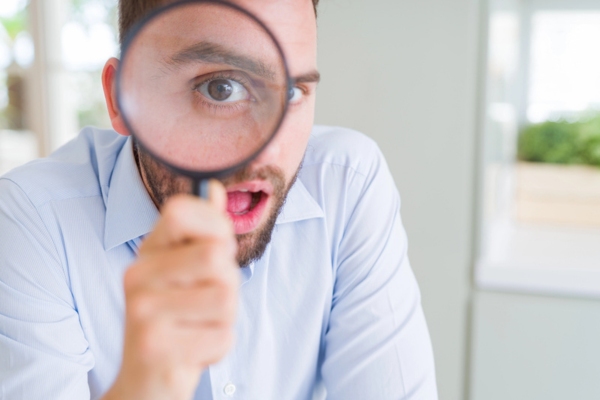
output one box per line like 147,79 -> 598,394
234,202 -> 280,268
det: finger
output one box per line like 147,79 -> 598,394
127,241 -> 239,290
126,319 -> 234,369
170,326 -> 235,368
138,285 -> 238,326
208,180 -> 238,257
125,282 -> 237,327
208,180 -> 227,214
141,194 -> 234,250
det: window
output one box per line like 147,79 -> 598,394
0,0 -> 36,175
476,0 -> 600,298
0,0 -> 117,176
62,0 -> 117,131
528,11 -> 600,122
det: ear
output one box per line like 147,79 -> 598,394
102,57 -> 129,136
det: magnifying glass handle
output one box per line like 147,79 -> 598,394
192,179 -> 210,199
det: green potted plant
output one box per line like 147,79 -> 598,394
515,113 -> 600,227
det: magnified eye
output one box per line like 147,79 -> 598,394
198,78 -> 249,102
288,87 -> 303,104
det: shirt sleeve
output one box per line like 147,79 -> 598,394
321,147 -> 438,399
0,178 -> 94,399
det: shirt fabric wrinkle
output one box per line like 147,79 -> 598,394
0,125 -> 437,400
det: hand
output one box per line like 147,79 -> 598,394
103,181 -> 239,400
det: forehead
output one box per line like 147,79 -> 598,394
192,0 -> 318,76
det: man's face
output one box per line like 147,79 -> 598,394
133,0 -> 319,267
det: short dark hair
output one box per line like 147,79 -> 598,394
119,0 -> 319,45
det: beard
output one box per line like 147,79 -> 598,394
133,139 -> 299,267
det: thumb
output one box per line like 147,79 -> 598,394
208,179 -> 228,213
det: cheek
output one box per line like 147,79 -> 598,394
278,103 -> 315,180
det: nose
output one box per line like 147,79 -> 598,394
249,128 -> 283,167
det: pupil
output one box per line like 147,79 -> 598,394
208,79 -> 233,101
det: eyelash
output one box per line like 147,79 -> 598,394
192,71 -> 253,113
192,72 -> 310,114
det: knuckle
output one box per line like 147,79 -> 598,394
162,206 -> 185,230
137,325 -> 162,360
218,310 -> 236,328
211,283 -> 233,309
223,329 -> 235,349
204,329 -> 234,365
229,264 -> 241,285
214,283 -> 238,323
213,273 -> 237,298
123,265 -> 143,292
218,329 -> 235,354
212,216 -> 233,239
204,244 -> 224,267
163,194 -> 189,212
162,196 -> 195,226
196,241 -> 230,271
127,293 -> 155,320
223,293 -> 238,321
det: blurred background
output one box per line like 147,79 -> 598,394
1,0 -> 600,399
0,0 -> 115,172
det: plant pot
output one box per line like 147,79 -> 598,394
515,162 -> 600,228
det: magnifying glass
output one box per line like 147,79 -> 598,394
117,0 -> 290,198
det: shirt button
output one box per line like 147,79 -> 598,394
223,383 -> 236,396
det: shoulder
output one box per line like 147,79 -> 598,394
303,125 -> 386,178
0,127 -> 127,208
296,125 -> 399,233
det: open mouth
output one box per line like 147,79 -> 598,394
227,190 -> 264,215
226,186 -> 270,234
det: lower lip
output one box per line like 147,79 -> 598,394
227,192 -> 269,235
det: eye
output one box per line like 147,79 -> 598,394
288,86 -> 303,104
198,78 -> 249,102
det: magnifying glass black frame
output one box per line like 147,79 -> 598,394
116,0 -> 292,198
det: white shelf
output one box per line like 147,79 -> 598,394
476,221 -> 600,299
477,261 -> 600,299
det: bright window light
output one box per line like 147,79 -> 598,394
0,0 -> 27,19
528,12 -> 600,122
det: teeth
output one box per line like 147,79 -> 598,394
239,189 -> 249,192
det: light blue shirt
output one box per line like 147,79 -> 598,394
0,126 -> 437,399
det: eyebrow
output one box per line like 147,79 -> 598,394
167,41 -> 276,80
293,70 -> 321,84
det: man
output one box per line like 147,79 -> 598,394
0,0 -> 437,399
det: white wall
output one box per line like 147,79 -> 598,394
315,1 -> 480,399
470,291 -> 600,400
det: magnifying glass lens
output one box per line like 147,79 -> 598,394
118,1 -> 289,174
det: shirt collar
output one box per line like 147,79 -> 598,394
104,139 -> 323,250
104,138 -> 159,251
276,176 -> 324,225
